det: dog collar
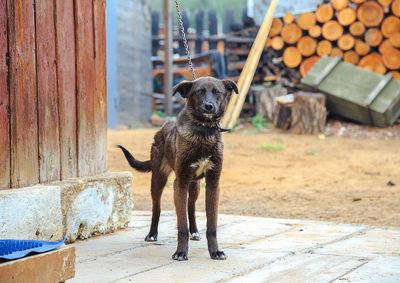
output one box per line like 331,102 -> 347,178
195,120 -> 231,133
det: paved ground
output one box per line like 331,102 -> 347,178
70,211 -> 400,282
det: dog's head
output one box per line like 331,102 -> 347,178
172,77 -> 238,123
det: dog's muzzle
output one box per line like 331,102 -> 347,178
202,102 -> 216,114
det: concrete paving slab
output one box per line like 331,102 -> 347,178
70,211 -> 400,283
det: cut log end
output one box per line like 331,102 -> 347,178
365,28 -> 383,47
297,12 -> 316,30
355,39 -> 370,55
382,47 -> 400,69
378,0 -> 393,6
317,40 -> 333,56
390,32 -> 400,47
357,1 -> 384,27
283,12 -> 295,24
393,0 -> 400,17
379,39 -> 393,54
297,36 -> 317,56
331,0 -> 349,11
343,50 -> 360,65
281,23 -> 302,44
338,7 -> 356,26
283,46 -> 302,68
338,34 -> 355,51
330,47 -> 344,58
389,70 -> 400,80
381,16 -> 400,39
349,21 -> 365,36
269,18 -> 283,37
322,20 -> 344,41
309,25 -> 322,38
358,53 -> 386,74
316,4 -> 334,23
300,56 -> 320,77
271,36 -> 284,51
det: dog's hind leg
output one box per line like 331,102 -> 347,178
188,180 -> 201,241
145,167 -> 170,242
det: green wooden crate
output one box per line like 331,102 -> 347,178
301,56 -> 400,127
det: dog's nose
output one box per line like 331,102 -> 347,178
203,102 -> 215,113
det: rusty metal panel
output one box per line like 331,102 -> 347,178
55,0 -> 77,179
0,0 -> 10,189
251,0 -> 323,25
7,0 -> 39,188
93,0 -> 107,174
35,0 -> 61,183
75,0 -> 96,177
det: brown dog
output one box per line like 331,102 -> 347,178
118,76 -> 238,261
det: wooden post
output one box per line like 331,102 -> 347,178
35,0 -> 61,183
208,9 -> 218,50
195,9 -> 204,54
151,11 -> 160,56
56,0 -> 78,179
224,8 -> 234,34
221,0 -> 279,129
75,0 -> 96,177
8,0 -> 40,188
0,0 -> 10,189
163,0 -> 172,115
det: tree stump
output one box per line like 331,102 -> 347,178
255,87 -> 287,121
274,101 -> 293,131
291,92 -> 327,134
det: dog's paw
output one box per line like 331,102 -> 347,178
145,234 -> 158,242
190,232 -> 201,241
172,251 -> 188,261
210,251 -> 227,260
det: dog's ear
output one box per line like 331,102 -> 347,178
222,79 -> 239,94
172,80 -> 193,98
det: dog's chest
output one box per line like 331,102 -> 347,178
190,156 -> 214,177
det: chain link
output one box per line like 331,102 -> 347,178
175,0 -> 196,80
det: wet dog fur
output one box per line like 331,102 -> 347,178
117,76 -> 238,261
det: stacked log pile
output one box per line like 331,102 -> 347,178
226,28 -> 265,83
262,0 -> 400,80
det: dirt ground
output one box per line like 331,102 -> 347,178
108,122 -> 400,227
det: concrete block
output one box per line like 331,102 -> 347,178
61,172 -> 134,242
0,172 -> 133,243
0,185 -> 63,240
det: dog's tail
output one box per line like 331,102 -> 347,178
117,145 -> 152,173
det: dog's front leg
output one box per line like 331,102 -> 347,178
172,175 -> 190,261
205,168 -> 226,260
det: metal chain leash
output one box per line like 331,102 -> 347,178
174,0 -> 196,80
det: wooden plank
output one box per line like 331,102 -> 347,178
7,0 -> 39,188
55,0 -> 77,179
163,0 -> 173,115
0,246 -> 75,283
93,0 -> 107,174
75,0 -> 96,177
363,73 -> 392,106
35,0 -> 60,183
311,56 -> 340,87
0,0 -> 10,189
